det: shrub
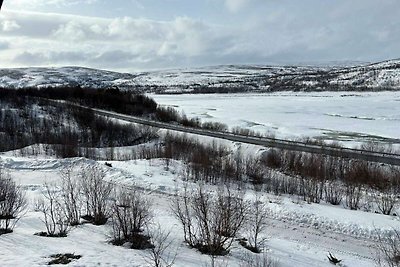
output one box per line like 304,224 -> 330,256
172,183 -> 249,255
60,166 -> 82,226
80,166 -> 114,225
376,229 -> 400,267
110,187 -> 153,249
245,195 -> 269,253
0,169 -> 27,234
38,183 -> 70,237
48,253 -> 82,265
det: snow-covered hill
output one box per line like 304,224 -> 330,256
1,59 -> 400,92
0,67 -> 137,89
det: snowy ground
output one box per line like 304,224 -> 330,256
151,92 -> 400,148
1,154 -> 398,266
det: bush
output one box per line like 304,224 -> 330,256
48,253 -> 82,265
172,183 -> 248,255
60,166 -> 82,226
110,187 -> 153,248
145,225 -> 177,267
0,169 -> 27,234
245,195 -> 269,253
239,251 -> 277,267
80,166 -> 114,225
201,122 -> 228,132
38,183 -> 70,237
262,149 -> 282,169
376,229 -> 400,267
324,180 -> 343,205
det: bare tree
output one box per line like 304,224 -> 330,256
170,182 -> 197,247
215,185 -> 248,240
345,183 -> 363,210
324,180 -> 343,205
246,194 -> 269,253
171,183 -> 248,255
373,185 -> 398,215
80,165 -> 114,225
60,165 -> 82,225
376,229 -> 400,267
239,251 -> 277,267
39,182 -> 71,237
0,169 -> 27,234
111,187 -> 153,245
145,225 -> 177,267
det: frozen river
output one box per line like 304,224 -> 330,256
151,92 -> 400,147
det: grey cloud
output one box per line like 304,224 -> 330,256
0,41 -> 9,50
14,52 -> 48,65
1,20 -> 21,32
92,50 -> 137,63
49,51 -> 94,62
14,51 -> 94,65
7,0 -> 98,9
1,12 -> 65,38
3,0 -> 400,71
89,50 -> 141,68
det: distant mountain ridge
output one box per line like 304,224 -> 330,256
1,59 -> 400,93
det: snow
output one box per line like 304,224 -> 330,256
2,61 -> 400,266
152,91 -> 400,148
0,154 -> 398,266
1,59 -> 400,91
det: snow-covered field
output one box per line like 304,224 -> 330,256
0,153 -> 398,266
152,92 -> 400,147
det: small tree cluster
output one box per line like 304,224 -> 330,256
37,183 -> 71,237
60,166 -> 82,226
263,149 -> 400,212
376,229 -> 400,267
0,168 -> 27,234
145,225 -> 177,267
37,164 -> 114,237
172,183 -> 248,255
110,187 -> 153,249
245,194 -> 269,253
134,133 -> 399,215
239,251 -> 277,267
81,166 -> 114,225
0,94 -> 157,159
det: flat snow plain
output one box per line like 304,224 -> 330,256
0,154 -> 398,266
151,92 -> 400,147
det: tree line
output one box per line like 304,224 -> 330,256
132,132 -> 400,215
0,94 -> 157,158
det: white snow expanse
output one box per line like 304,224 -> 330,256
0,149 -> 399,266
152,92 -> 400,148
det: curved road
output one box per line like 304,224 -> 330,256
59,100 -> 400,166
86,106 -> 400,166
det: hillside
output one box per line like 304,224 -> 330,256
1,59 -> 400,92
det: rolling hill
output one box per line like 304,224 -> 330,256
1,59 -> 400,93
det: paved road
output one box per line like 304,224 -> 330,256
60,101 -> 400,166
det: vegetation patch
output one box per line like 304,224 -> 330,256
129,233 -> 155,250
34,232 -> 67,238
0,228 -> 13,235
238,238 -> 262,254
48,253 -> 81,265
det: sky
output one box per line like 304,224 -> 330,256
0,0 -> 399,71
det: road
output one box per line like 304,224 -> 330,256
59,100 -> 400,166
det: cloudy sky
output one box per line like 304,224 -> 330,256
0,0 -> 399,71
